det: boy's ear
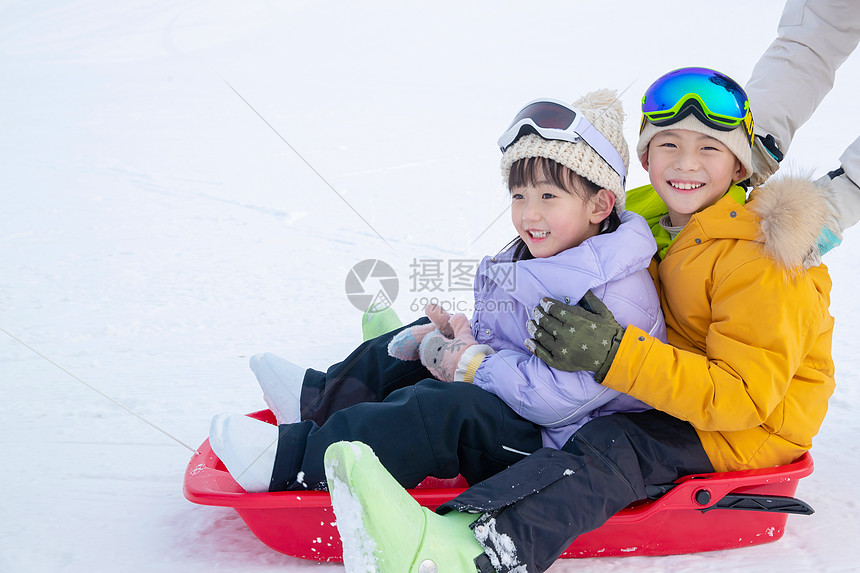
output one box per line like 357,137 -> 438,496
590,188 -> 616,224
734,159 -> 746,182
640,149 -> 650,171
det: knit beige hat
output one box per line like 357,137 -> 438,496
501,89 -> 629,211
637,114 -> 753,182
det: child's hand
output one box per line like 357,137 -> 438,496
387,304 -> 454,361
524,291 -> 625,382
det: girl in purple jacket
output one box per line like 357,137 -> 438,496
208,89 -> 665,495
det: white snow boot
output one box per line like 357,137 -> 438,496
325,441 -> 484,573
249,352 -> 306,424
209,412 -> 278,492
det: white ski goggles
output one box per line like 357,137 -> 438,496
497,98 -> 627,186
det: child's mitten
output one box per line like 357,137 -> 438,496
387,304 -> 454,361
419,314 -> 493,382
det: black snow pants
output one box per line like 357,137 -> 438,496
268,318 -> 544,491
298,317 -> 435,425
438,409 -> 714,573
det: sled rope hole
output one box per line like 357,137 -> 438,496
1,326 -> 198,453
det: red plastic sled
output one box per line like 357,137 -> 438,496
183,410 -> 815,562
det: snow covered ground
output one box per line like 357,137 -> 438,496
2,1 -> 859,571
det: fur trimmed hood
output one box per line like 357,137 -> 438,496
748,174 -> 834,270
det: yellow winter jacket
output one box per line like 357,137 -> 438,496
608,177 -> 836,472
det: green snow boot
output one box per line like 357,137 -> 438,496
362,307 -> 403,342
324,441 -> 484,573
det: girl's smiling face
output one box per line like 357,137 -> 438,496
642,128 -> 744,227
510,179 -> 613,258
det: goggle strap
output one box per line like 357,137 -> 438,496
641,102 -> 755,148
575,118 -> 627,186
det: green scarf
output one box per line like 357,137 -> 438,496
625,184 -> 747,259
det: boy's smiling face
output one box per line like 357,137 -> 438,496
642,128 -> 744,227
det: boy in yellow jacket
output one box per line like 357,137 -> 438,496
321,68 -> 836,573
533,67 -> 836,474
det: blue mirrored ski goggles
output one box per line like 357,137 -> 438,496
498,98 -> 627,186
640,67 -> 754,147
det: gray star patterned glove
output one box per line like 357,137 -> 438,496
524,290 -> 625,382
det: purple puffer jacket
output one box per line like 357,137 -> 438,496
471,209 -> 666,449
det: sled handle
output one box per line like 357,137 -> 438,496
646,484 -> 814,515
702,492 -> 814,515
